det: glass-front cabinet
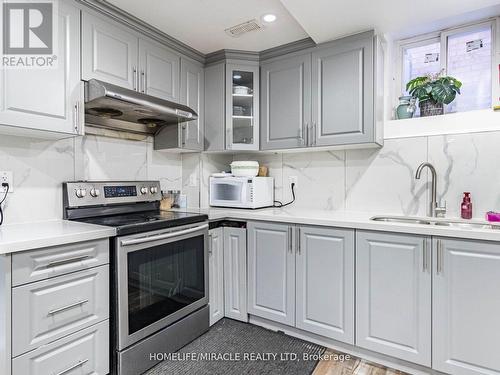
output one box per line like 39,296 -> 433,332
225,64 -> 259,151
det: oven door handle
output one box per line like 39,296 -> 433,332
120,224 -> 208,246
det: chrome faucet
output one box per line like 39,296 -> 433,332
415,162 -> 446,218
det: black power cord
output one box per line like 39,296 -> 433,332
0,183 -> 9,226
273,182 -> 296,208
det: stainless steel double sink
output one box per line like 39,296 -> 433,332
370,216 -> 500,230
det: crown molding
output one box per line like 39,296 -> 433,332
259,37 -> 316,61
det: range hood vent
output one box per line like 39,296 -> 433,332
84,79 -> 197,135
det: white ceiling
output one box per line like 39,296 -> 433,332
107,0 -> 309,54
280,0 -> 500,43
108,0 -> 500,54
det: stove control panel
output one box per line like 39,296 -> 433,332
63,181 -> 161,208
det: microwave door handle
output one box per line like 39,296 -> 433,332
120,224 -> 208,246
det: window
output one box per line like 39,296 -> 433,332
399,21 -> 494,115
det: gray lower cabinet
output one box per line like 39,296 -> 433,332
356,231 -> 431,366
247,222 -> 295,326
12,320 -> 109,375
433,238 -> 500,375
180,58 -> 204,151
208,228 -> 224,326
12,264 -> 109,356
296,226 -> 354,343
311,32 -> 375,146
260,54 -> 311,150
82,11 -> 139,90
248,222 -> 354,343
223,227 -> 247,322
0,0 -> 83,137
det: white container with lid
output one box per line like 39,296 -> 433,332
230,161 -> 259,177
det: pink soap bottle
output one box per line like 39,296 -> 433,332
461,192 -> 472,219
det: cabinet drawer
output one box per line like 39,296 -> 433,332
12,265 -> 109,356
13,320 -> 109,375
12,239 -> 109,286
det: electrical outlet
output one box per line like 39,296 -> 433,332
0,171 -> 13,193
288,176 -> 298,187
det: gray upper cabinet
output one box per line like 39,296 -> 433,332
204,60 -> 260,151
311,33 -> 374,146
247,222 -> 295,326
82,11 -> 138,90
0,0 -> 83,137
296,226 -> 354,343
260,30 -> 382,151
139,39 -> 180,102
433,238 -> 500,375
180,58 -> 204,151
260,54 -> 311,150
356,231 -> 431,367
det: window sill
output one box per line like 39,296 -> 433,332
384,109 -> 500,139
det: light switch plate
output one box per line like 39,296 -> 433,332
0,171 -> 13,193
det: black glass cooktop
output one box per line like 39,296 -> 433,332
75,210 -> 208,236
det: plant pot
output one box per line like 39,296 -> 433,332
396,96 -> 416,119
419,100 -> 444,117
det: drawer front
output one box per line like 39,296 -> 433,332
12,239 -> 109,286
12,265 -> 109,356
13,320 -> 109,375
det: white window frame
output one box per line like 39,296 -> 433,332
396,18 -> 496,113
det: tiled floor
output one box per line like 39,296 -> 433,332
313,349 -> 409,375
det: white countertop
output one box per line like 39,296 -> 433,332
186,207 -> 500,242
0,220 -> 116,254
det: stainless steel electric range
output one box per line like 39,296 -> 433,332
63,181 -> 209,375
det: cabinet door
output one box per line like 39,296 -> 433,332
226,64 -> 259,151
223,227 -> 247,322
82,11 -> 138,90
261,54 -> 311,150
356,231 -> 431,366
204,62 -> 225,151
0,0 -> 82,135
247,222 -> 295,325
312,34 -> 374,146
139,39 -> 180,101
433,238 -> 500,375
296,226 -> 354,343
208,228 -> 224,326
180,58 -> 204,151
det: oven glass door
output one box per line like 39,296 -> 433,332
117,224 -> 208,349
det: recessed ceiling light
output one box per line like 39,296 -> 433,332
233,74 -> 242,79
262,14 -> 277,23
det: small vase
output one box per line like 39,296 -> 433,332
396,96 -> 416,119
419,100 -> 444,117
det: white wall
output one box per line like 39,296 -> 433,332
183,130 -> 500,220
0,135 -> 182,224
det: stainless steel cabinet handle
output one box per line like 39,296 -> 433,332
73,103 -> 78,133
54,359 -> 89,375
133,67 -> 137,91
141,70 -> 145,93
181,124 -> 187,146
296,228 -> 301,254
437,239 -> 443,274
121,224 -> 208,246
288,227 -> 293,253
422,238 -> 428,272
47,255 -> 90,268
302,123 -> 307,146
208,234 -> 213,255
313,122 -> 317,146
48,299 -> 89,315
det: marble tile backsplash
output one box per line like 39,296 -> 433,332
185,131 -> 500,219
0,134 -> 182,224
1,129 -> 499,224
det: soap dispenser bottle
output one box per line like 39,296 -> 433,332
461,192 -> 472,219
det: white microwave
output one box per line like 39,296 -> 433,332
209,176 -> 274,209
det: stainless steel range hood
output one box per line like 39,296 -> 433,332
84,79 -> 197,136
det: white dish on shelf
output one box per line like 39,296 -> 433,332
233,85 -> 252,95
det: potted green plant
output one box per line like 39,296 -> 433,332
406,71 -> 462,117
